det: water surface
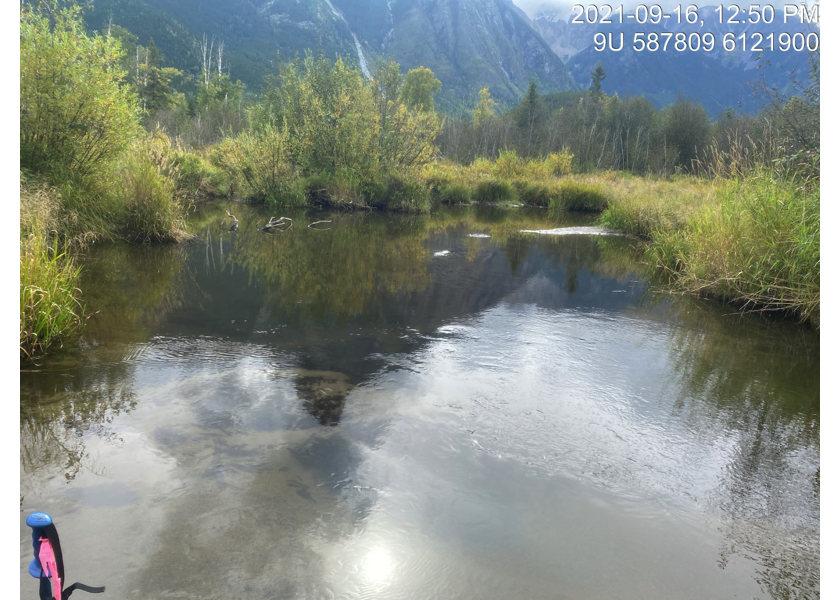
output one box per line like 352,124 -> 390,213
20,205 -> 819,599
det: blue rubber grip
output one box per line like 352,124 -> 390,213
26,512 -> 52,578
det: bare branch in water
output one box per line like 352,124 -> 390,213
222,209 -> 239,232
307,220 -> 332,230
259,216 -> 292,232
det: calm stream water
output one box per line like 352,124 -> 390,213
20,205 -> 819,599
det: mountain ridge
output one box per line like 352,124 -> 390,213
530,5 -> 818,114
83,0 -> 579,112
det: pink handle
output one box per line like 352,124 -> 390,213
38,537 -> 63,600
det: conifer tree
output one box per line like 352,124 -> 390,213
590,61 -> 606,94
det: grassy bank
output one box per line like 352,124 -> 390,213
420,151 -> 610,211
205,142 -> 820,324
645,174 -> 819,325
421,154 -> 818,325
595,171 -> 818,325
18,136 -> 211,360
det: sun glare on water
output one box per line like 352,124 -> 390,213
362,547 -> 395,584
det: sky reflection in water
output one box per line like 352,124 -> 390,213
20,205 -> 819,599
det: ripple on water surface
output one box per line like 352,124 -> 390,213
20,210 -> 819,600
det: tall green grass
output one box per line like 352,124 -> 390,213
118,151 -> 187,243
20,232 -> 83,359
473,180 -> 516,203
599,176 -> 716,237
438,181 -> 472,205
368,175 -> 432,212
512,180 -> 552,207
549,181 -> 609,211
422,151 -> 583,208
648,174 -> 819,323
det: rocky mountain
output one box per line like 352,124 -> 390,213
83,0 -> 579,112
529,9 -> 591,62
530,5 -> 818,114
363,0 -> 578,109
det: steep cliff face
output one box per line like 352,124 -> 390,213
84,0 -> 578,111
366,0 -> 578,110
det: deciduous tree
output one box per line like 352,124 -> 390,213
399,67 -> 442,112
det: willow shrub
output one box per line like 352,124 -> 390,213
20,4 -> 139,183
248,55 -> 440,208
168,151 -> 228,200
213,128 -> 306,206
21,3 -> 144,243
20,233 -> 83,359
492,150 -> 526,179
545,151 -> 574,176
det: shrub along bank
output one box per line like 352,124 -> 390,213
19,3 -> 819,360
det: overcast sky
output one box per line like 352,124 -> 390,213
511,0 -> 674,18
511,0 -> 797,18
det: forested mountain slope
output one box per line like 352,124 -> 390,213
83,0 -> 578,111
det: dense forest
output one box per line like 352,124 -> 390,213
20,2 -> 820,359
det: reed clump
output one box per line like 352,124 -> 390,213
473,179 -> 517,203
550,180 -> 610,211
648,173 -> 819,323
369,175 -> 432,212
117,136 -> 192,242
423,149 -> 579,207
438,181 -> 472,205
20,181 -> 84,359
20,233 -> 83,359
512,180 -> 553,207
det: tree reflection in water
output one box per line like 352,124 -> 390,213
20,204 -> 819,599
21,242 -> 188,487
666,306 -> 819,599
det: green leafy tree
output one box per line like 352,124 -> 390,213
756,53 -> 819,178
189,72 -> 246,142
399,67 -> 442,112
373,59 -> 404,110
473,87 -> 497,127
20,3 -> 140,180
373,60 -> 441,174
